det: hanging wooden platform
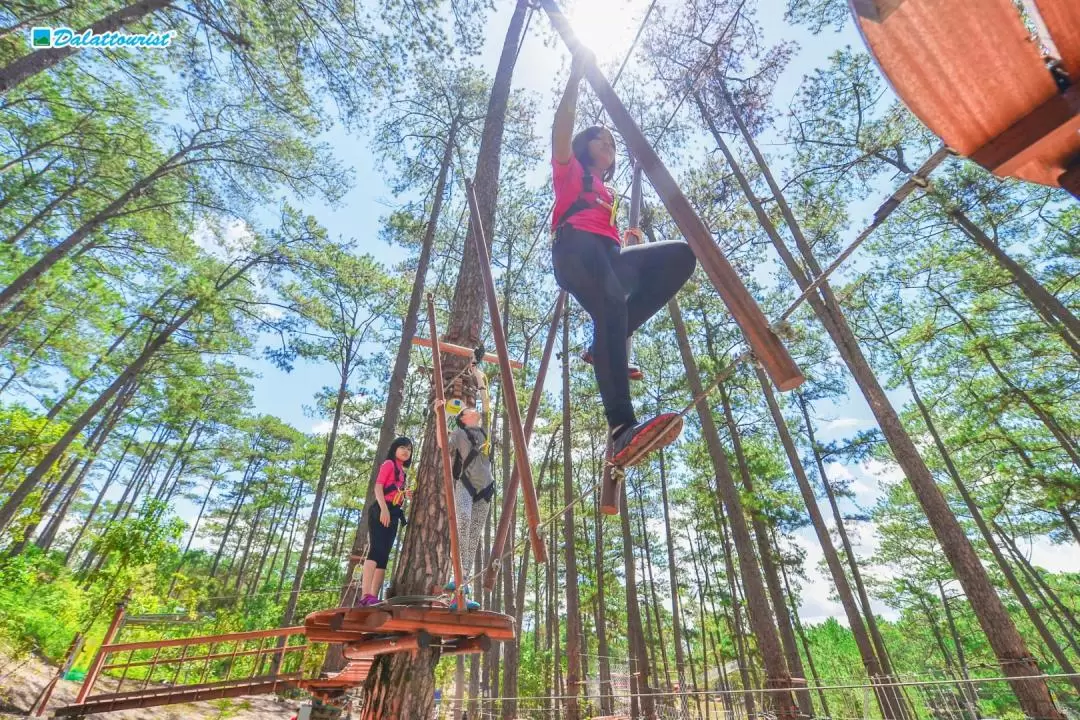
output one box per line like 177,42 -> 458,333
851,0 -> 1080,196
303,604 -> 516,646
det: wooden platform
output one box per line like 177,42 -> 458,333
852,0 -> 1080,193
299,604 -> 515,693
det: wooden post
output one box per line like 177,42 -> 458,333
31,632 -> 84,716
538,0 -> 805,392
464,179 -> 548,563
427,294 -> 468,611
483,291 -> 565,590
74,590 -> 131,704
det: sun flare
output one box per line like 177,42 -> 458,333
566,0 -> 651,64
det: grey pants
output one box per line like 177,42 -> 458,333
454,482 -> 491,581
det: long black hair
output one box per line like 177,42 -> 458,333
571,125 -> 616,182
387,436 -> 413,468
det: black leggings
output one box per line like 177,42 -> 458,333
552,227 -> 696,429
368,504 -> 402,569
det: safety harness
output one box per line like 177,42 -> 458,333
553,172 -> 619,236
453,427 -> 496,502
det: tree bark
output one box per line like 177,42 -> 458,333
717,379 -> 814,718
620,481 -> 656,720
359,5 -> 529,715
755,364 -> 909,720
659,449 -> 691,716
0,0 -> 172,94
561,309 -> 583,720
705,81 -> 1065,719
593,479 -> 615,717
665,293 -> 798,719
0,309 -> 194,534
275,370 -> 350,668
949,209 -> 1080,354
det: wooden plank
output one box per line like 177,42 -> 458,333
853,0 -> 1057,156
425,295 -> 469,610
969,86 -> 1080,179
1033,0 -> 1080,77
55,675 -> 302,716
412,336 -> 523,370
97,627 -> 304,653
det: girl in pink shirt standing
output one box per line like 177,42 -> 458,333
551,53 -> 696,467
358,436 -> 413,606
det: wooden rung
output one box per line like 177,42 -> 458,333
412,336 -> 523,370
343,631 -> 431,659
599,442 -> 622,516
443,635 -> 492,656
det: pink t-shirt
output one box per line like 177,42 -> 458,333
551,155 -> 620,244
376,459 -> 407,505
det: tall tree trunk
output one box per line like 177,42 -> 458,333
775,530 -> 832,720
888,353 -> 1080,694
360,5 -> 529,714
715,501 -> 758,718
620,481 -> 656,720
659,449 -> 691,716
994,524 -> 1080,645
0,304 -> 197,532
717,378 -> 814,718
275,370 -> 350,671
593,483 -> 615,716
634,484 -> 669,692
915,592 -> 981,720
561,309 -> 583,720
0,0 -> 171,93
948,209 -> 1080,354
755,365 -> 909,720
705,81 -> 1065,719
687,532 -> 713,720
338,115 -> 462,623
664,291 -> 797,719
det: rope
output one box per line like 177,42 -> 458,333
468,673 -> 1080,703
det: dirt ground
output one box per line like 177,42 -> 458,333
0,650 -> 304,719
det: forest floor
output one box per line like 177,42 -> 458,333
0,650 -> 302,719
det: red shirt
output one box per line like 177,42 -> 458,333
551,154 -> 620,244
376,459 -> 407,505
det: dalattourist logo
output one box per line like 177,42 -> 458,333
30,27 -> 173,48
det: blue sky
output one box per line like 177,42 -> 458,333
189,0 -> 1078,623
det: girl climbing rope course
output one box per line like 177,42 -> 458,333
444,405 -> 494,611
358,436 -> 413,607
551,50 -> 696,468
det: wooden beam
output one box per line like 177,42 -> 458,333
342,631 -> 431,659
412,336 -> 523,370
55,675 -> 303,716
464,180 -> 548,562
539,0 -> 805,392
970,86 -> 1080,176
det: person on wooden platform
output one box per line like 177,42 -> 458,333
358,436 -> 413,607
444,405 -> 493,611
551,50 -> 695,468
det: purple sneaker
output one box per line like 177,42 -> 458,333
358,593 -> 380,607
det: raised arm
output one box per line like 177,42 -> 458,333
552,52 -> 590,163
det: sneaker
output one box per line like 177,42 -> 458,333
357,594 -> 380,607
443,580 -> 456,593
581,348 -> 644,381
450,598 -> 482,612
609,414 -> 683,468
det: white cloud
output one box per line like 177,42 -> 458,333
822,417 -> 861,432
193,216 -> 254,260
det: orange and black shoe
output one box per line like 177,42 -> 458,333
581,347 -> 644,381
608,414 -> 683,468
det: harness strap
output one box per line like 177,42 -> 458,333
554,173 -> 602,231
